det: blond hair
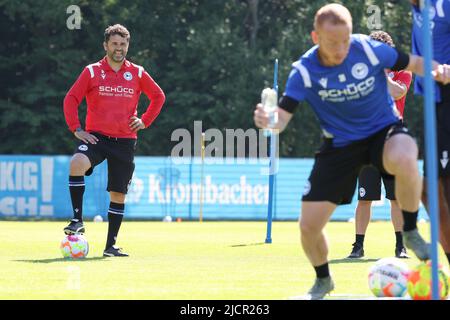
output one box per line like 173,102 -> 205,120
314,3 -> 352,30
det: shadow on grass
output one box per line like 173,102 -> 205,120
329,258 -> 379,264
14,257 -> 108,264
230,242 -> 266,248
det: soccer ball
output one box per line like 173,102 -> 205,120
60,234 -> 89,258
407,261 -> 450,300
368,257 -> 410,297
93,215 -> 103,222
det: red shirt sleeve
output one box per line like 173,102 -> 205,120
63,68 -> 91,132
393,70 -> 412,93
140,71 -> 166,128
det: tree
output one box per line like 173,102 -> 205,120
0,0 -> 425,157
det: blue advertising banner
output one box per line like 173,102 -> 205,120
0,155 -> 428,221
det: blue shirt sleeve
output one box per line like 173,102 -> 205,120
444,0 -> 450,18
284,68 -> 306,102
366,37 -> 399,69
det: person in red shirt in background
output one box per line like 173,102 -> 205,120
347,31 -> 413,259
63,24 -> 165,257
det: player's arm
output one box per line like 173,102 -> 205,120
405,54 -> 450,85
387,76 -> 407,100
254,67 -> 304,132
63,68 -> 98,144
130,70 -> 166,132
254,101 -> 294,133
371,37 -> 449,85
387,71 -> 412,100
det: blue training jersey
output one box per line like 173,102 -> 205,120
284,34 -> 400,147
411,0 -> 450,102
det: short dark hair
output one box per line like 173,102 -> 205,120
370,31 -> 395,47
104,24 -> 130,42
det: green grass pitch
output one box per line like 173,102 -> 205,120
0,220 -> 443,299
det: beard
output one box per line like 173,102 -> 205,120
109,50 -> 126,62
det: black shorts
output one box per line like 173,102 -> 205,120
357,165 -> 395,201
302,122 -> 409,205
73,132 -> 137,194
423,84 -> 450,177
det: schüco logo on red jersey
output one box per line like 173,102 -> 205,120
99,86 -> 134,94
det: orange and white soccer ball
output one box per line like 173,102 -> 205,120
407,261 -> 450,300
368,257 -> 410,297
60,234 -> 89,258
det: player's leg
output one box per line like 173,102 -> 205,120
439,176 -> 450,264
65,141 -> 103,235
348,166 -> 381,258
300,201 -> 336,299
421,95 -> 450,265
103,138 -> 136,257
300,201 -> 336,266
436,94 -> 450,265
300,138 -> 363,299
383,175 -> 409,258
348,201 -> 371,258
389,200 -> 409,258
422,178 -> 450,265
441,177 -> 450,265
103,191 -> 129,257
382,125 -> 429,261
355,201 -> 372,237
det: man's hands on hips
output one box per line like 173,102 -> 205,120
129,116 -> 145,132
74,130 -> 99,144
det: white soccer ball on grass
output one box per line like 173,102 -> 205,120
368,257 -> 410,298
93,215 -> 103,222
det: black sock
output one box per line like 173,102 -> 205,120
395,231 -> 403,248
446,253 -> 450,265
105,202 -> 125,250
69,176 -> 85,222
355,234 -> 365,246
402,210 -> 418,232
314,263 -> 330,279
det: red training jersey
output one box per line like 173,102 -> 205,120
64,57 -> 165,138
388,70 -> 412,118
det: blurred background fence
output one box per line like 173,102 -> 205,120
0,155 -> 429,221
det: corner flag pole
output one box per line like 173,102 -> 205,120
421,0 -> 440,300
265,59 -> 278,244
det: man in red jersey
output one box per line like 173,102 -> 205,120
347,31 -> 413,260
63,24 -> 165,257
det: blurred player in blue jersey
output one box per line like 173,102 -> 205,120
254,3 -> 450,299
410,0 -> 450,266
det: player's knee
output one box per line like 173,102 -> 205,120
299,219 -> 321,236
110,192 -> 126,203
386,148 -> 417,177
386,135 -> 417,163
70,154 -> 90,174
394,154 -> 418,177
